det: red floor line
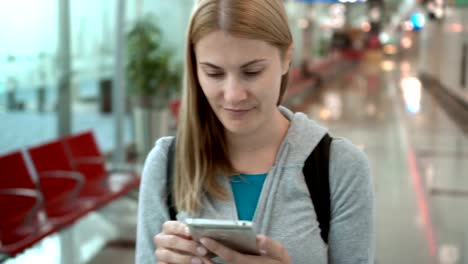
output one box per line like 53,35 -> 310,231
407,147 -> 438,257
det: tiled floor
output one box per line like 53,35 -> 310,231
294,54 -> 468,263
2,52 -> 467,263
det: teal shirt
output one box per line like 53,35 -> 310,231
230,173 -> 268,221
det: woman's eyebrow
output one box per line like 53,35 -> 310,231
240,59 -> 267,68
199,59 -> 267,69
198,62 -> 222,69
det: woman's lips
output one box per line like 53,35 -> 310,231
224,107 -> 254,118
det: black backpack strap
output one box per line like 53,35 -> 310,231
303,133 -> 332,244
166,138 -> 177,220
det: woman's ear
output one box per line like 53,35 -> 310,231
282,43 -> 294,75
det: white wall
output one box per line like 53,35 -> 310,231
419,7 -> 468,93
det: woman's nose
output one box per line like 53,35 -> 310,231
223,76 -> 248,104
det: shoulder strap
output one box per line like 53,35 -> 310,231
303,133 -> 332,244
166,138 -> 177,220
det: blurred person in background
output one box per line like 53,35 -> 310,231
136,0 -> 375,263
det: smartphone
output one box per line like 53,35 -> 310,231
184,218 -> 260,255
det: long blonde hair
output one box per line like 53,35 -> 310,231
174,0 -> 293,214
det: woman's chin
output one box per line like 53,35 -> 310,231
222,119 -> 256,136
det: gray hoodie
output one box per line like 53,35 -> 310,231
136,106 -> 375,264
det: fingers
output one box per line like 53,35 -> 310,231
154,221 -> 209,263
256,235 -> 291,262
154,233 -> 208,257
201,257 -> 216,264
160,220 -> 207,255
155,247 -> 204,264
162,220 -> 191,238
199,237 -> 244,264
198,235 -> 291,264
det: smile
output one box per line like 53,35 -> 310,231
224,107 -> 254,117
225,108 -> 252,112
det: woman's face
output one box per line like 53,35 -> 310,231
195,30 -> 291,136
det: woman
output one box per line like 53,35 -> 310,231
136,0 -> 375,263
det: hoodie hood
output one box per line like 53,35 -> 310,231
275,106 -> 328,167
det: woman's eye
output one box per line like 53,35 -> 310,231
244,70 -> 262,77
206,72 -> 224,78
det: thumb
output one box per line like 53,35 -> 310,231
256,235 -> 291,262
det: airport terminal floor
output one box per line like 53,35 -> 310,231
296,56 -> 468,263
2,49 -> 467,264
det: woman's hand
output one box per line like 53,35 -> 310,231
199,234 -> 292,264
153,221 -> 210,264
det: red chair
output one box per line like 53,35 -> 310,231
0,189 -> 41,247
62,130 -> 140,203
0,189 -> 41,232
62,131 -> 111,197
28,140 -> 95,223
169,99 -> 181,120
0,151 -> 54,257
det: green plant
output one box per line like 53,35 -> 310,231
126,15 -> 181,107
167,62 -> 183,98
